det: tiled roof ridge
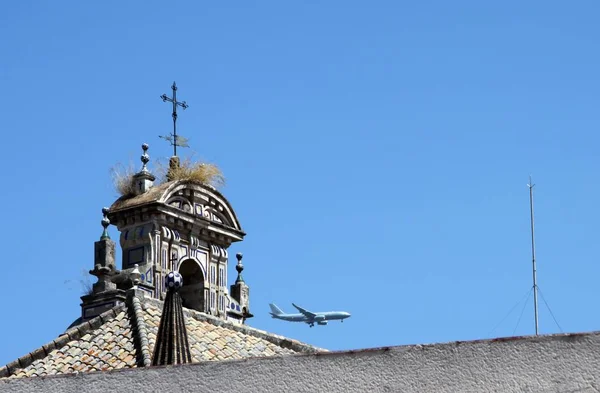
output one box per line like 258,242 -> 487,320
0,305 -> 126,379
126,291 -> 152,367
141,297 -> 327,354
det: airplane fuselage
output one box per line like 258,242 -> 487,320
269,303 -> 351,327
272,312 -> 349,323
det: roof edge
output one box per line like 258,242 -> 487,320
126,290 -> 152,367
3,330 -> 600,384
0,305 -> 126,379
140,297 -> 326,354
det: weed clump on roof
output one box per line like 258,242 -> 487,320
159,157 -> 225,189
112,156 -> 225,197
110,162 -> 137,198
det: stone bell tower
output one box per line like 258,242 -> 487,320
82,143 -> 252,324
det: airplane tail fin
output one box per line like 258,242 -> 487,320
269,303 -> 284,316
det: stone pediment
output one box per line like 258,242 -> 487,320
109,180 -> 243,234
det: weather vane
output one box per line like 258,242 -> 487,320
159,81 -> 190,156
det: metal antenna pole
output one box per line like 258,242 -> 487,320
528,176 -> 539,336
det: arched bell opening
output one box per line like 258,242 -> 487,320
178,259 -> 205,312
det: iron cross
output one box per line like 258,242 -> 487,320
160,81 -> 189,156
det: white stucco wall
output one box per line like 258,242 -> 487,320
2,332 -> 600,392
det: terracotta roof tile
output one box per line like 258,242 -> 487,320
1,292 -> 325,379
7,310 -> 137,379
141,300 -> 301,362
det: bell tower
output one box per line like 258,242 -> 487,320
83,142 -> 252,324
83,83 -> 252,324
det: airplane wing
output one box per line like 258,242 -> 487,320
292,303 -> 316,318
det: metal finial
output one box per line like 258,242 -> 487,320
100,207 -> 110,240
159,82 -> 189,157
140,143 -> 150,172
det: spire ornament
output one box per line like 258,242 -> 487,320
100,207 -> 110,240
140,143 -> 150,173
132,143 -> 155,195
130,264 -> 141,288
86,206 -> 118,300
235,252 -> 245,283
151,271 -> 192,366
230,252 -> 252,321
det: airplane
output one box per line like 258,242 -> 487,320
269,303 -> 351,328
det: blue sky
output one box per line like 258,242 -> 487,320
1,1 -> 599,365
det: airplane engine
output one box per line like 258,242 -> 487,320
317,321 -> 328,325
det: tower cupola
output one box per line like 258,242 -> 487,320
99,142 -> 251,324
82,83 -> 251,324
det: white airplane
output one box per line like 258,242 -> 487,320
269,303 -> 351,328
